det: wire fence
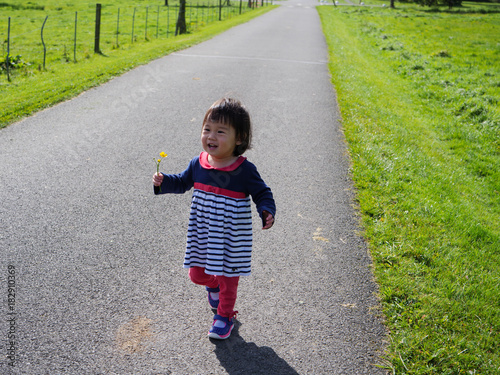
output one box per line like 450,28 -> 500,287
1,1 -> 270,81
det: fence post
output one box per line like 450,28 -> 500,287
116,8 -> 120,47
131,8 -> 136,43
116,8 -> 120,48
94,3 -> 102,54
145,6 -> 149,40
167,5 -> 170,37
74,12 -> 78,62
41,16 -> 48,70
239,0 -> 242,14
219,0 -> 222,20
6,17 -> 10,82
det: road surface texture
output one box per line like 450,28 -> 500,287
1,0 -> 388,373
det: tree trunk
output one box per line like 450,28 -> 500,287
165,0 -> 168,6
390,0 -> 395,8
175,0 -> 186,35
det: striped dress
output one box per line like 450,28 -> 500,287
155,152 -> 276,277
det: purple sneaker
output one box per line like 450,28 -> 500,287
208,315 -> 234,340
206,286 -> 220,310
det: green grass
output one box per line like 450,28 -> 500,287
318,2 -> 499,373
0,0 -> 274,127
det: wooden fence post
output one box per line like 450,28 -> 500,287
41,16 -> 48,70
132,8 -> 136,43
6,17 -> 10,82
145,6 -> 149,40
94,3 -> 102,54
74,12 -> 78,62
116,8 -> 120,47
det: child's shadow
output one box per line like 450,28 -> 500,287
210,321 -> 299,375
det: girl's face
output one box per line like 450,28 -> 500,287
201,120 -> 241,163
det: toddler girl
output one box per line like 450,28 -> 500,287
153,97 -> 276,339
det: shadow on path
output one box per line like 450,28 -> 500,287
211,321 -> 299,375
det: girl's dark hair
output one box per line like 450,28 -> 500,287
203,97 -> 252,156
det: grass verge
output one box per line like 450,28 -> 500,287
0,4 -> 275,128
319,2 -> 499,373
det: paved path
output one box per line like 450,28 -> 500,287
1,0 -> 387,373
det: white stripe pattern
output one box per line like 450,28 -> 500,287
184,189 -> 253,276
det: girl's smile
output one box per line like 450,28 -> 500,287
207,142 -> 218,151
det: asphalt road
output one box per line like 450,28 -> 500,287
1,0 -> 387,373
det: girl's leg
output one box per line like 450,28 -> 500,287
216,275 -> 239,318
188,267 -> 219,289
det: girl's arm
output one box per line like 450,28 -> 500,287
153,158 -> 195,195
245,163 -> 276,229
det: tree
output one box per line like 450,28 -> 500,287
175,0 -> 187,35
412,0 -> 462,7
445,0 -> 462,8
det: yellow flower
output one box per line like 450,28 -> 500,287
156,152 -> 167,172
155,151 -> 168,193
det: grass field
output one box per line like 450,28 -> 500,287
318,1 -> 499,373
2,0 -> 499,373
1,0 -> 251,66
0,0 -> 272,127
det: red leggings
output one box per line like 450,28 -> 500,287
188,267 -> 239,318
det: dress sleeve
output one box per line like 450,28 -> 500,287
154,158 -> 195,195
246,163 -> 276,218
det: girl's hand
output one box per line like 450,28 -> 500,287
262,210 -> 274,230
153,172 -> 164,186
